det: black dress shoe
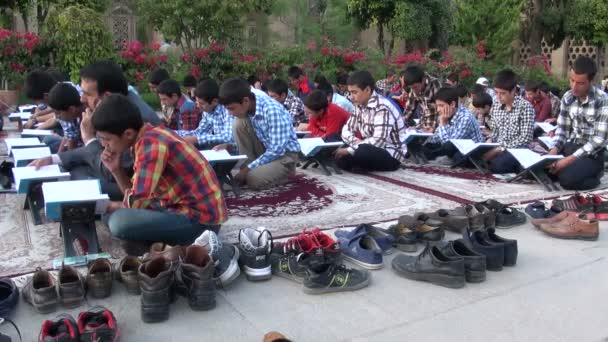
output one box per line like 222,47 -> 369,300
392,244 -> 465,288
0,278 -> 18,317
484,228 -> 518,266
440,240 -> 486,283
462,229 -> 505,271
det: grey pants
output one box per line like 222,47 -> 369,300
233,117 -> 297,190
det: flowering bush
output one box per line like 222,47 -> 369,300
179,42 -> 263,81
118,40 -> 169,83
0,29 -> 52,89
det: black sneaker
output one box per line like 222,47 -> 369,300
439,240 -> 486,283
38,313 -> 79,341
77,305 -> 120,341
238,228 -> 273,281
392,244 -> 466,288
302,263 -> 370,294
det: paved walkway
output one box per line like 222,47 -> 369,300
4,222 -> 608,341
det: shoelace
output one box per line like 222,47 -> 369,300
0,318 -> 22,342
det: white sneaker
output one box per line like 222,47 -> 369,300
194,230 -> 240,286
237,227 -> 273,281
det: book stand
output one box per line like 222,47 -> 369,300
58,201 -> 101,258
507,160 -> 561,192
23,181 -> 45,225
300,146 -> 343,176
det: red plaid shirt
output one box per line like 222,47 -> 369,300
165,95 -> 202,131
125,124 -> 227,225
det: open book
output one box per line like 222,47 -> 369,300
296,131 -> 311,138
449,139 -> 500,157
12,146 -> 51,167
5,138 -> 46,155
17,104 -> 37,112
538,136 -> 558,149
507,148 -> 564,170
12,165 -> 70,193
8,112 -> 32,122
535,122 -> 557,133
298,138 -> 343,157
21,129 -> 55,138
404,130 -> 433,144
200,149 -> 247,168
42,179 -> 109,221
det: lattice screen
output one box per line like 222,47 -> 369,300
519,38 -> 554,66
567,40 -> 599,68
105,2 -> 135,49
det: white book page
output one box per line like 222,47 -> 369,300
200,149 -> 247,162
21,129 -> 54,136
42,180 -> 104,203
12,147 -> 51,163
538,136 -> 558,149
450,139 -> 477,155
5,138 -> 44,153
535,122 -> 557,133
19,105 -> 37,112
12,165 -> 70,191
507,148 -> 564,169
298,137 -> 325,156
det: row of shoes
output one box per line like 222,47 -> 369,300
529,193 -> 608,220
38,306 -> 119,342
391,227 -> 519,289
531,211 -> 600,241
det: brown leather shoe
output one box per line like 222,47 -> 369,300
86,258 -> 113,299
139,256 -> 175,323
22,268 -> 58,314
531,211 -> 578,228
117,255 -> 142,295
57,264 -> 85,308
179,245 -> 215,311
145,243 -> 185,266
539,216 -> 599,241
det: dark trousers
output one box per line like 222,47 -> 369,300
422,142 -> 460,160
556,142 -> 604,190
488,151 -> 520,174
336,144 -> 401,172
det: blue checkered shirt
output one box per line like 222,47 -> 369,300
430,106 -> 484,144
248,92 -> 301,169
57,118 -> 81,141
554,86 -> 608,157
176,104 -> 234,146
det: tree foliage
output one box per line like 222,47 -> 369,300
43,5 -> 114,81
136,0 -> 274,52
565,0 -> 608,45
347,0 -> 396,55
453,0 -> 524,61
389,0 -> 454,52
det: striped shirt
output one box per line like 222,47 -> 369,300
342,92 -> 408,163
126,124 -> 227,225
176,104 -> 234,146
554,87 -> 608,157
248,92 -> 301,169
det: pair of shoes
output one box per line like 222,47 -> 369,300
39,306 -> 119,341
238,227 -> 274,281
271,229 -> 370,295
476,200 -> 526,229
139,244 -> 215,323
525,201 -> 563,219
194,230 -> 241,287
533,211 -> 599,241
336,224 -> 397,269
462,228 -> 518,271
0,278 -> 18,318
553,193 -> 608,220
22,265 -> 85,314
385,214 -> 445,253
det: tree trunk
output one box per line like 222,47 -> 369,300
387,34 -> 395,56
377,23 -> 385,56
527,0 -> 544,55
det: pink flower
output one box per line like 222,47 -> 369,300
181,55 -> 191,63
134,54 -> 146,65
190,66 -> 202,78
120,50 -> 133,59
459,69 -> 472,78
135,71 -> 144,82
210,42 -> 224,53
307,40 -> 317,51
320,47 -> 330,56
0,29 -> 13,40
150,42 -> 161,51
158,54 -> 168,63
128,40 -> 144,54
148,57 -> 156,67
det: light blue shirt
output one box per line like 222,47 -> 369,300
332,93 -> 355,114
430,105 -> 484,144
176,104 -> 234,146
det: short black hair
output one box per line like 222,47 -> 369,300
24,70 -> 56,100
346,70 -> 375,91
304,90 -> 329,112
316,81 -> 334,98
402,65 -> 425,86
447,72 -> 459,84
219,78 -> 253,105
472,92 -> 493,108
525,80 -> 540,92
287,66 -> 304,80
336,72 -> 349,86
157,79 -> 181,97
454,84 -> 468,98
247,74 -> 260,86
80,60 -> 128,96
194,79 -> 219,103
471,84 -> 486,95
539,82 -> 550,94
433,87 -> 459,105
92,94 -> 143,136
493,69 -> 518,91
183,74 -> 197,88
265,79 -> 289,96
48,83 -> 81,111
46,67 -> 69,82
314,74 -> 329,85
572,56 -> 597,81
148,68 -> 170,86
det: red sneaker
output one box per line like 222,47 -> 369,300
589,194 -> 608,220
308,228 -> 341,259
77,306 -> 120,342
552,194 -> 595,219
39,314 -> 79,342
278,232 -> 319,254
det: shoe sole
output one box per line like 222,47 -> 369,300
243,265 -> 272,281
465,269 -> 486,283
215,248 -> 241,287
392,263 -> 465,289
341,254 -> 383,270
393,243 -> 418,253
272,271 -> 305,284
594,213 -> 608,221
540,230 -> 599,241
495,220 -> 526,229
302,276 -> 371,295
34,301 -> 58,314
189,299 -> 216,311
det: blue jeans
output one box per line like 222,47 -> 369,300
43,135 -> 62,154
106,209 -> 219,245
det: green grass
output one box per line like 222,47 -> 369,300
139,92 -> 161,111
